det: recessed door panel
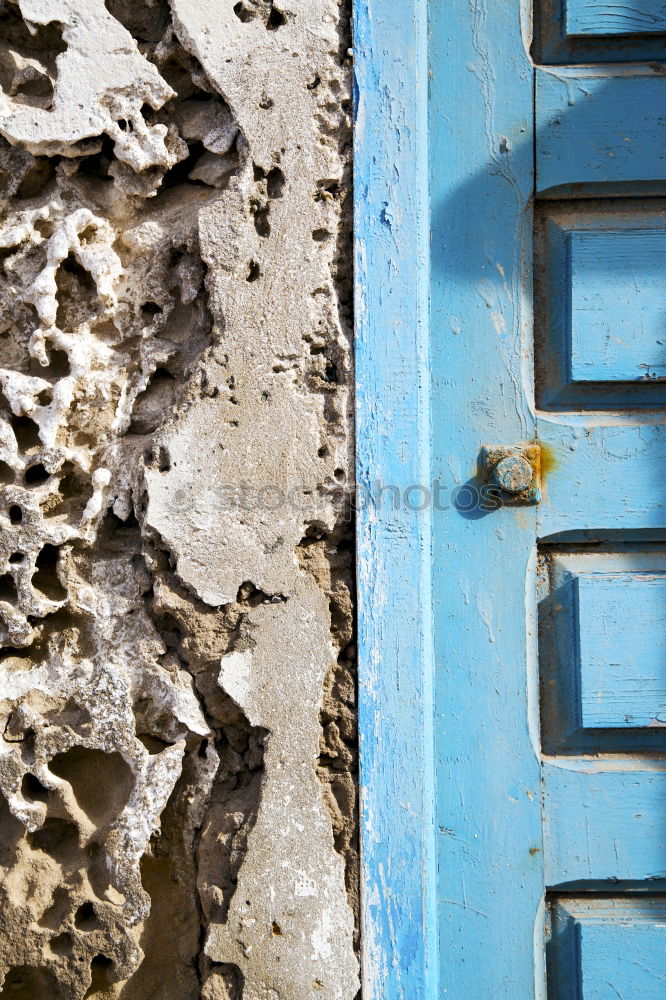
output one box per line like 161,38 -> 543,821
535,0 -> 666,62
569,230 -> 666,383
543,762 -> 666,884
539,550 -> 666,749
536,202 -> 666,407
548,897 -> 666,999
536,69 -> 666,196
567,0 -> 666,36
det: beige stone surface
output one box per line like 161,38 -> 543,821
0,0 -> 357,996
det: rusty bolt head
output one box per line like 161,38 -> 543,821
493,454 -> 533,494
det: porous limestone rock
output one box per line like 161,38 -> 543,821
0,0 -> 357,997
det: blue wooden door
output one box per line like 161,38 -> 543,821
428,1 -> 666,998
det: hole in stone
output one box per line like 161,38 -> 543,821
48,747 -> 133,826
86,841 -> 112,900
266,167 -> 285,198
252,205 -> 271,238
155,445 -> 171,472
17,160 -> 56,201
49,932 -> 73,956
205,965 -> 244,1000
307,75 -> 321,90
74,901 -> 102,932
32,544 -> 66,601
272,921 -> 282,936
236,581 -> 270,607
129,368 -> 177,435
38,886 -> 70,930
37,348 -> 71,381
246,260 -> 261,282
9,553 -> 23,564
312,228 -> 332,242
103,0 -> 171,42
141,301 -> 162,318
0,246 -> 17,270
117,118 -> 129,131
8,505 -> 22,525
0,462 -> 15,484
0,965 -> 63,1000
44,461 -> 93,521
21,773 -> 49,801
32,215 -> 54,236
233,1 -> 254,21
267,5 -> 287,29
24,463 -> 50,486
0,792 -> 23,869
86,955 -> 113,994
137,733 -> 171,755
73,134 -> 114,183
11,415 -> 41,452
55,253 -> 97,331
325,363 -> 338,383
27,818 -> 79,864
36,388 -> 52,406
334,468 -> 345,481
78,225 -> 98,245
0,573 -> 18,606
0,5 -> 66,113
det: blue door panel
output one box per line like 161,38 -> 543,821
566,0 -> 666,36
539,550 -> 666,752
543,762 -> 666,884
575,573 -> 666,728
535,422 -> 666,536
548,898 -> 666,999
568,230 -> 666,383
536,69 -> 666,196
535,201 -> 666,408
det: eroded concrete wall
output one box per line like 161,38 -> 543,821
0,1 -> 358,997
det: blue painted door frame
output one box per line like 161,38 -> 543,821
356,1 -> 666,997
353,3 -> 437,998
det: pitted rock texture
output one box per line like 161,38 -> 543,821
0,1 -> 357,998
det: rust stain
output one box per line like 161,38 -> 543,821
536,440 -> 559,482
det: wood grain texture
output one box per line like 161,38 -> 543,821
566,0 -> 666,35
535,0 -> 666,62
430,2 -> 544,996
543,760 -> 666,884
569,229 -> 666,382
535,199 -> 666,408
549,897 -> 666,999
354,1 -> 438,998
577,573 -> 666,728
537,420 -> 666,535
359,0 -> 666,995
536,67 -> 666,195
539,550 -> 666,750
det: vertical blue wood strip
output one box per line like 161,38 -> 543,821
353,2 -> 437,999
430,2 -> 545,996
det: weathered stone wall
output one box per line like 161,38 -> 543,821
0,1 -> 357,997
